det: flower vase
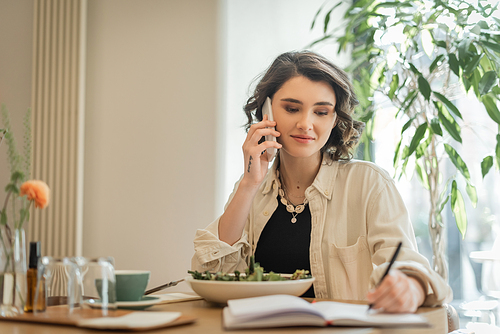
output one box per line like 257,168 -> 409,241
0,225 -> 27,316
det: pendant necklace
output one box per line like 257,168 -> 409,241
276,169 -> 308,223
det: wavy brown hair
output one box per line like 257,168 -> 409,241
244,51 -> 364,161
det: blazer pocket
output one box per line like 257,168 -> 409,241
328,236 -> 371,300
330,236 -> 368,264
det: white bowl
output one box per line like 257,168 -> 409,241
185,276 -> 315,304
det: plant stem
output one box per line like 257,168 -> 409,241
2,190 -> 12,215
0,227 -> 12,273
18,201 -> 32,230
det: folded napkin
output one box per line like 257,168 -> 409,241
77,311 -> 182,330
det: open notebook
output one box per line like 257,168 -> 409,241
223,295 -> 430,329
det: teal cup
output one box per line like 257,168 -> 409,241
114,270 -> 151,301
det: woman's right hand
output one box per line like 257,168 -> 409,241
241,115 -> 282,188
218,115 -> 281,245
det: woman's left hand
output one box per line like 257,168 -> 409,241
366,269 -> 425,313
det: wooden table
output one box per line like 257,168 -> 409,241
0,298 -> 447,334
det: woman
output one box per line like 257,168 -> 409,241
192,51 -> 452,313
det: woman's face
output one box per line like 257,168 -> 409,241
272,76 -> 337,159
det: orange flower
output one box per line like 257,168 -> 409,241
20,180 -> 50,209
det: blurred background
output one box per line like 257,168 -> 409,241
1,0 -> 499,329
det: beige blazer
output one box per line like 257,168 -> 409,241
192,157 -> 452,306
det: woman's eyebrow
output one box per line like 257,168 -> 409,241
314,101 -> 334,106
281,98 -> 334,106
281,98 -> 303,104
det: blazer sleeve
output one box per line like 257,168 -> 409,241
366,176 -> 453,307
191,177 -> 251,273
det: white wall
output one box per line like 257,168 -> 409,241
83,0 -> 219,290
0,0 -> 33,215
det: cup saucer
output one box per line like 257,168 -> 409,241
117,296 -> 161,310
86,296 -> 161,310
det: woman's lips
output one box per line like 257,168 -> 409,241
291,135 -> 315,144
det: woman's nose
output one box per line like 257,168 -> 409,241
297,112 -> 313,131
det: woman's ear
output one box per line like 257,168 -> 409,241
333,117 -> 339,129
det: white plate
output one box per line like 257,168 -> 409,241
85,296 -> 161,310
185,276 -> 315,304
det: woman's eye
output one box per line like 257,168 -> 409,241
285,106 -> 299,113
315,111 -> 329,116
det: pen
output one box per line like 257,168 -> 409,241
368,241 -> 403,310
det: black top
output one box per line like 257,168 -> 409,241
254,196 -> 315,297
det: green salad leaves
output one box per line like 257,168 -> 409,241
188,256 -> 311,281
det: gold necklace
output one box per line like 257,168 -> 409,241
276,169 -> 308,223
281,182 -> 306,200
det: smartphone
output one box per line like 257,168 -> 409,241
262,97 -> 277,161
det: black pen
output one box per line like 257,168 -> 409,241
368,241 -> 403,310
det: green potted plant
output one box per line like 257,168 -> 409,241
0,105 -> 50,315
311,0 -> 500,280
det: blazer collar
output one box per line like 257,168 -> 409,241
261,154 -> 339,200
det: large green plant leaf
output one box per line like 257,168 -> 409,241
433,92 -> 463,120
5,183 -> 19,194
448,53 -> 460,77
480,55 -> 494,73
388,73 -> 399,99
444,144 -> 471,181
430,118 -> 443,136
496,134 -> 500,168
482,40 -> 500,54
451,180 -> 467,239
415,160 -> 430,189
408,63 -> 422,76
445,142 -> 478,207
416,133 -> 432,160
401,115 -> 416,135
481,155 -> 494,178
479,71 -> 498,95
472,69 -> 482,96
458,38 -> 472,66
429,54 -> 445,73
435,39 -> 447,48
418,76 -> 431,101
323,7 -> 334,33
466,183 -> 478,208
310,2 -> 326,29
438,194 -> 450,215
471,24 -> 482,35
482,95 -> 500,124
407,123 -> 428,157
309,34 -> 335,47
374,2 -> 414,9
463,73 -> 472,92
393,138 -> 402,168
397,90 -> 418,117
435,102 -> 462,143
464,54 -> 483,76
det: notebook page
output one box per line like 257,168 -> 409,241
227,295 -> 320,321
312,301 -> 428,326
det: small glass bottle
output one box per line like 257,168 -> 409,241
24,241 -> 45,312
